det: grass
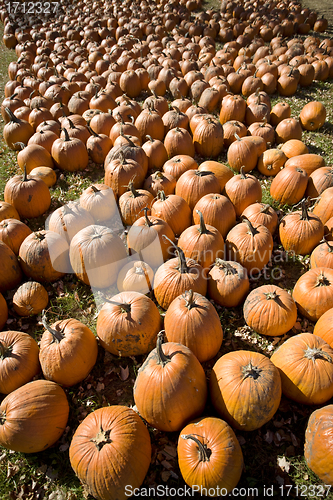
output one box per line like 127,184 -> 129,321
0,0 -> 333,498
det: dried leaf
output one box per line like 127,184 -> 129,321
163,445 -> 177,458
161,471 -> 171,482
277,456 -> 291,473
161,460 -> 172,470
120,365 -> 129,381
237,436 -> 246,445
264,430 -> 273,444
59,443 -> 69,452
96,382 -> 105,392
7,462 -> 20,478
290,432 -> 299,447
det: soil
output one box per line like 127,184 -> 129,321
301,0 -> 333,27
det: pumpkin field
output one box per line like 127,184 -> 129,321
1,0 -> 333,498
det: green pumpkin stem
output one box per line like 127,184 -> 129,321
42,311 -> 65,343
181,434 -> 212,462
156,331 -> 171,366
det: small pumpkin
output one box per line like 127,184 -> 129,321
293,267 -> 333,322
13,281 -> 48,316
117,260 -> 154,295
299,101 -> 326,131
208,259 -> 250,307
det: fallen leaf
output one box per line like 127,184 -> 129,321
96,382 -> 104,392
277,456 -> 291,473
7,462 -> 20,478
163,445 -> 177,458
161,460 -> 172,470
161,471 -> 171,482
120,365 -> 129,381
264,430 -> 273,444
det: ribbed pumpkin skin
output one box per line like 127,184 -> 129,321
292,267 -> 333,321
279,207 -> 324,256
133,338 -> 207,432
12,281 -> 49,316
39,318 -> 98,387
304,405 -> 333,485
0,379 -> 69,453
69,406 -> 151,500
97,291 -> 161,357
0,292 -> 8,330
164,291 -> 223,363
271,333 -> 333,405
0,240 -> 22,292
208,260 -> 250,307
243,285 -> 297,336
210,350 -> 281,431
178,417 -> 244,494
0,330 -> 40,394
313,307 -> 333,347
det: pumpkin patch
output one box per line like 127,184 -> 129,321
0,0 -> 332,495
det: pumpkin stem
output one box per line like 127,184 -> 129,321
128,180 -> 140,198
5,106 -> 20,123
154,171 -> 164,180
42,311 -> 65,343
181,434 -> 212,462
304,346 -> 332,363
243,217 -> 259,236
196,210 -> 208,235
163,235 -> 188,273
0,340 -> 12,360
62,127 -> 71,142
156,331 -> 171,366
158,190 -> 166,201
263,290 -> 279,301
260,204 -> 271,214
240,166 -> 247,179
183,289 -> 195,309
322,236 -> 333,253
242,360 -> 262,380
215,259 -> 237,274
143,207 -> 152,227
105,299 -> 131,313
22,164 -> 28,182
315,271 -> 330,287
14,142 -> 26,151
91,427 -> 112,450
90,185 -> 101,193
0,411 -> 6,425
300,200 -> 310,221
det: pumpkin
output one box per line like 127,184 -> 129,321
118,182 -> 154,226
69,225 -> 127,289
29,166 -> 57,187
39,313 -> 98,387
178,210 -> 224,273
224,167 -> 262,217
270,102 -> 291,126
192,115 -> 224,158
275,117 -> 303,144
0,330 -> 40,394
0,293 -> 8,331
19,230 -> 70,282
143,170 -> 176,197
104,150 -> 145,199
69,406 -> 151,500
270,165 -> 308,206
142,135 -> 168,172
313,187 -> 333,225
133,332 -> 207,432
175,170 -> 220,211
3,107 -> 34,150
0,219 -> 32,255
117,260 -> 154,295
299,101 -> 326,131
243,284 -> 297,336
0,240 -> 22,293
310,238 -> 333,269
293,267 -> 333,322
306,166 -> 333,199
163,154 -> 198,181
280,139 -> 309,158
16,143 -> 54,173
127,209 -> 175,268
0,202 -> 20,222
96,291 -> 161,357
51,127 -> 89,172
257,148 -> 287,176
0,379 -> 69,452
46,202 -> 95,244
284,153 -> 325,176
4,165 -> 51,219
153,239 -> 207,310
313,307 -> 333,347
79,184 -> 118,224
279,201 -> 324,256
271,333 -> 333,405
208,259 -> 249,307
225,218 -> 273,276
151,191 -> 192,237
241,203 -> 278,235
178,417 -> 244,495
198,161 -> 233,191
13,281 -> 48,316
164,290 -> 223,362
219,94 -> 246,124
210,350 -> 281,431
227,134 -> 259,173
304,405 -> 333,486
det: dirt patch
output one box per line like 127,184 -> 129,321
301,0 -> 333,27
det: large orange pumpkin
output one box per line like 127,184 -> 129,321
0,379 -> 69,453
69,406 -> 152,500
